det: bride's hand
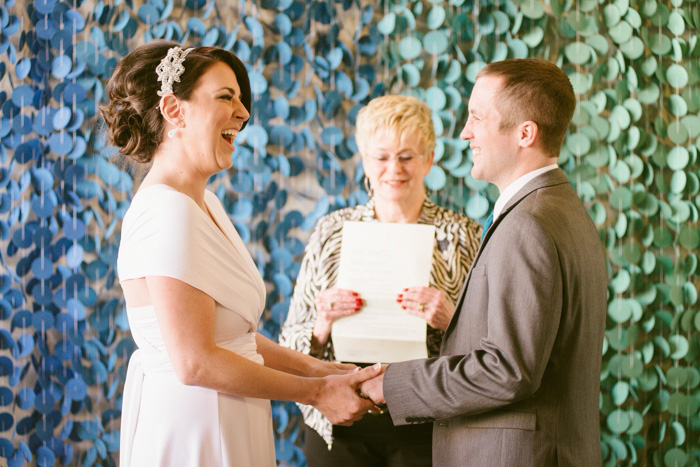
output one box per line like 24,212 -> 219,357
309,359 -> 358,377
312,363 -> 381,425
323,361 -> 358,375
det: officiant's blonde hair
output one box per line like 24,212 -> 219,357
355,95 -> 435,158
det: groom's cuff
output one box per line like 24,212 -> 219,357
383,361 -> 434,426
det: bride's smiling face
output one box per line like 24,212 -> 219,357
180,62 -> 250,175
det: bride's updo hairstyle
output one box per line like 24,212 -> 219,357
99,40 -> 251,164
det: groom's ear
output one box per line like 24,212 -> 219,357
517,120 -> 538,149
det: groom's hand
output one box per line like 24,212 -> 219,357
360,364 -> 387,405
312,363 -> 381,425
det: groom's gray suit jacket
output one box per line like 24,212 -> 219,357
384,169 -> 607,466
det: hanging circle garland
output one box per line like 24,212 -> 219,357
0,0 -> 698,465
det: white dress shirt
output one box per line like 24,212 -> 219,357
493,164 -> 559,221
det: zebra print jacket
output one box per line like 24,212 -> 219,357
279,197 -> 482,445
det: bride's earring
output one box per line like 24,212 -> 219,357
168,122 -> 184,138
364,176 -> 373,197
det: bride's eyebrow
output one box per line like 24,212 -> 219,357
216,87 -> 238,96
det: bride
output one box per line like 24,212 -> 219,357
100,41 -> 380,466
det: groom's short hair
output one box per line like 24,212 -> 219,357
477,59 -> 575,157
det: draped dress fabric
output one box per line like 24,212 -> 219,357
117,184 -> 275,467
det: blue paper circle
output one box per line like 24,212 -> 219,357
65,377 -> 86,401
7,451 -> 23,467
10,311 -> 32,330
0,437 -> 13,458
31,256 -> 54,280
16,388 -> 34,410
36,445 -> 56,466
66,244 -> 84,269
11,85 -> 33,107
35,391 -> 55,415
32,192 -> 58,218
33,310 -> 55,330
34,0 -> 57,14
65,108 -> 84,131
63,10 -> 85,33
53,339 -> 74,360
31,168 -> 54,192
91,361 -> 107,384
0,387 -> 12,406
12,115 -> 32,135
321,127 -> 344,146
47,132 -> 73,155
52,107 -> 71,130
0,358 -> 10,377
66,298 -> 86,320
14,58 -> 31,80
0,413 -> 13,432
63,163 -> 85,186
50,29 -> 72,50
4,289 -> 23,308
63,217 -> 85,240
113,11 -> 130,32
62,83 -> 85,105
54,313 -> 73,334
66,59 -> 85,79
66,135 -> 86,160
33,108 -> 54,136
77,420 -> 98,441
32,281 -> 54,306
0,118 -> 11,138
16,334 -> 33,357
35,17 -> 57,40
12,225 -> 34,248
51,54 -> 71,79
270,301 -> 290,325
14,140 -> 43,164
0,300 -> 10,320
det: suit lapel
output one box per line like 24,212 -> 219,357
442,168 -> 570,341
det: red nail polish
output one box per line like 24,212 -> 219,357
396,298 -> 402,303
403,288 -> 408,292
356,299 -> 363,305
402,305 -> 406,309
352,292 -> 359,297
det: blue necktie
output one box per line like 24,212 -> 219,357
482,211 -> 494,241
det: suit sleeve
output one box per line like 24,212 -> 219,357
384,212 -> 564,424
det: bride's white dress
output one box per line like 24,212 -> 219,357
117,184 -> 275,466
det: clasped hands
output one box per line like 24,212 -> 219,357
314,362 -> 387,426
357,363 -> 387,406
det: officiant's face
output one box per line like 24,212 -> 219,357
362,128 -> 433,206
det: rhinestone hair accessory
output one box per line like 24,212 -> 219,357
156,46 -> 194,97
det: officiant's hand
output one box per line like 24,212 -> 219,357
359,364 -> 387,405
397,287 -> 455,331
312,288 -> 364,346
313,363 -> 382,425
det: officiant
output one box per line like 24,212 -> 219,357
279,95 -> 481,466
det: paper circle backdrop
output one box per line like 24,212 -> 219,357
0,0 -> 698,465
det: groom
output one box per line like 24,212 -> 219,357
361,59 -> 607,466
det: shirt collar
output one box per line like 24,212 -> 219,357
493,164 -> 559,220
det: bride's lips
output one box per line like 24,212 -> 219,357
221,128 -> 239,149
